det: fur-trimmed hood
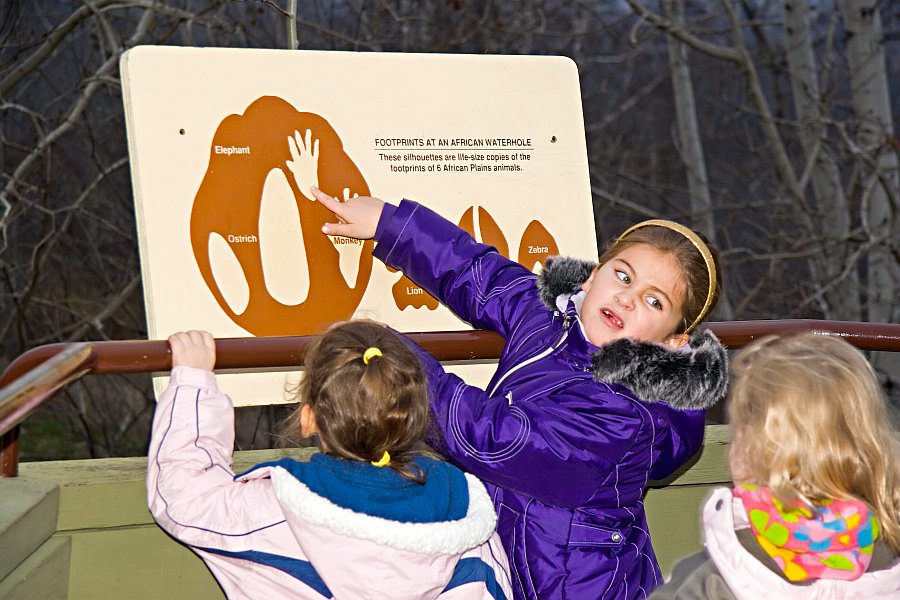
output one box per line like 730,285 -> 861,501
538,255 -> 728,411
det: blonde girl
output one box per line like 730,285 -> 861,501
653,332 -> 900,599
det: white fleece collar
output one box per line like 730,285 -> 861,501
271,467 -> 497,556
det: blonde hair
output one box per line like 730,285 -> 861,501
728,332 -> 900,553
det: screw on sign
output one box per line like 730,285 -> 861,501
191,96 -> 375,336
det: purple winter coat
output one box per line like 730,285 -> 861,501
374,200 -> 729,600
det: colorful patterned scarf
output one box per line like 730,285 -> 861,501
733,484 -> 879,582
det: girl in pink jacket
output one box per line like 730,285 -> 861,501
147,321 -> 512,600
651,332 -> 900,599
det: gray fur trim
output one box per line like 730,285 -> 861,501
591,329 -> 729,410
537,256 -> 596,308
539,255 -> 728,410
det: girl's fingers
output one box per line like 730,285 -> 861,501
310,186 -> 340,210
311,187 -> 381,239
322,221 -> 350,237
168,330 -> 215,370
312,187 -> 350,234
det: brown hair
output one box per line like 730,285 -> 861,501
599,224 -> 722,334
291,320 -> 430,483
728,333 -> 900,553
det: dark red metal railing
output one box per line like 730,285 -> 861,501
2,320 -> 899,477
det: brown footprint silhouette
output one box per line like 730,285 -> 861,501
458,206 -> 509,257
390,205 -> 509,311
191,96 -> 374,336
517,220 -> 560,272
390,269 -> 441,310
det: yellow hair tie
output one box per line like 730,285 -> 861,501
617,219 -> 717,333
371,450 -> 390,467
363,347 -> 382,365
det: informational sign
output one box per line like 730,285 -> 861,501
121,46 -> 596,405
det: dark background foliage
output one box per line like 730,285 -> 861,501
1,0 -> 897,460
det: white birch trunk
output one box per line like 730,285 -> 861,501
665,0 -> 733,319
782,0 -> 860,320
839,0 -> 899,385
839,0 -> 899,323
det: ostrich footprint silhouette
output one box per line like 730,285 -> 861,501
208,232 -> 250,315
208,173 -> 364,312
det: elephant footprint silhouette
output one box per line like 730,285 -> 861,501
209,132 -> 366,312
191,97 -> 373,336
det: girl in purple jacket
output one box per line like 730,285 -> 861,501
312,187 -> 729,599
148,322 -> 512,599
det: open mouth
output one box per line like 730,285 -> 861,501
602,309 -> 624,329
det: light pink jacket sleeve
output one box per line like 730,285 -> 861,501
146,366 -> 286,551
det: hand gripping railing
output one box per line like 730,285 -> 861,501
2,320 -> 900,477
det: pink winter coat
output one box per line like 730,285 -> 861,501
147,366 -> 513,599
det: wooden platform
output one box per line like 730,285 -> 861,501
4,426 -> 730,599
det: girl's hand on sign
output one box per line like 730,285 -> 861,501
168,330 -> 216,371
312,186 -> 383,240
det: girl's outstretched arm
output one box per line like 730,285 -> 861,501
314,186 -> 542,335
384,200 -> 542,336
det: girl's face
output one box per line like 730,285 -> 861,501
579,244 -> 688,348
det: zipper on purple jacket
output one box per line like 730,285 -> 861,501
487,313 -> 571,397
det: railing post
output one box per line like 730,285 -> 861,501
0,343 -> 95,477
0,427 -> 20,477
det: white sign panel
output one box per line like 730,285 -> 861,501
121,46 -> 595,405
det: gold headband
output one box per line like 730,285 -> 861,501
362,347 -> 382,365
616,219 -> 717,333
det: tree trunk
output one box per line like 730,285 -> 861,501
839,0 -> 899,323
665,0 -> 733,319
782,0 -> 860,320
839,0 -> 900,385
